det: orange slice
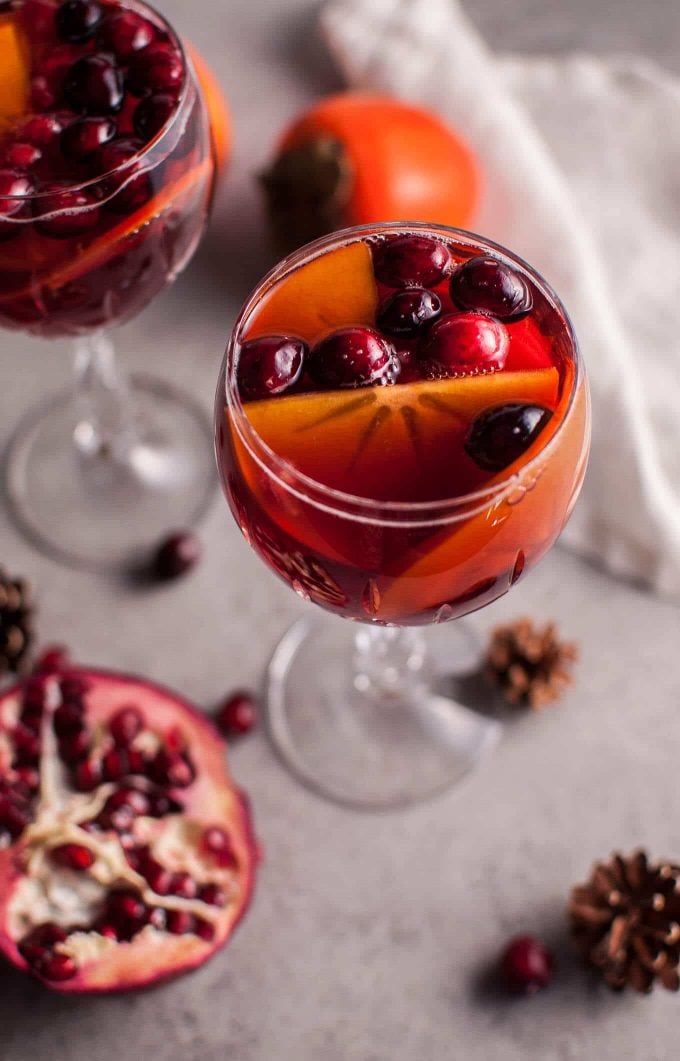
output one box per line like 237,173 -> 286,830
243,368 -> 560,504
244,240 -> 378,343
0,17 -> 29,131
187,44 -> 231,172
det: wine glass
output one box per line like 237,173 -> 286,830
215,223 -> 591,809
1,0 -> 216,568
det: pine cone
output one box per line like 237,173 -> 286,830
569,851 -> 680,993
485,617 -> 577,709
0,568 -> 34,676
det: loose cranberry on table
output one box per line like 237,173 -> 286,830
377,287 -> 442,338
373,235 -> 452,288
449,255 -> 533,321
216,692 -> 258,737
237,336 -> 307,401
153,530 -> 202,579
465,403 -> 553,471
307,326 -> 397,388
419,312 -> 509,376
500,935 -> 555,994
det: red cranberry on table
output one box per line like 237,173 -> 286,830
377,287 -> 442,338
419,312 -> 509,376
308,326 -> 397,388
35,188 -> 101,238
56,0 -> 103,43
500,935 -> 555,994
133,93 -> 176,143
153,531 -> 202,580
61,116 -> 117,160
127,42 -> 184,97
64,54 -> 125,115
373,235 -> 452,288
450,255 -> 533,321
237,336 -> 307,401
464,403 -> 553,471
97,10 -> 156,59
216,692 -> 258,737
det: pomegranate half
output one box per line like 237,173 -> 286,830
0,666 -> 257,992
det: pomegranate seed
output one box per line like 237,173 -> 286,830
109,705 -> 144,745
19,923 -> 68,960
165,726 -> 186,754
123,844 -> 145,871
373,235 -> 452,288
308,326 -> 396,388
51,843 -> 95,870
501,935 -> 554,994
102,746 -> 129,782
98,10 -> 155,59
53,703 -> 85,737
126,747 -> 147,775
141,858 -> 173,895
199,883 -> 226,907
61,116 -> 117,160
449,255 -> 533,321
106,890 -> 148,940
35,188 -> 101,238
34,645 -> 70,673
151,749 -> 196,788
148,907 -> 166,931
60,675 -> 90,697
19,705 -> 42,733
377,287 -> 442,338
14,766 -> 39,791
171,872 -> 197,899
37,951 -> 77,981
64,54 -> 124,115
153,531 -> 202,580
73,759 -> 101,791
99,803 -> 134,832
216,692 -> 258,737
133,92 -> 176,143
147,790 -> 183,817
23,677 -> 48,707
0,799 -> 30,839
12,723 -> 41,761
105,786 -> 150,816
3,142 -> 42,169
20,113 -> 69,148
0,169 -> 33,218
166,910 -> 195,935
58,730 -> 90,763
464,404 -> 553,472
128,42 -> 183,97
420,312 -> 509,375
96,923 -> 118,940
237,336 -> 307,401
194,918 -> 215,942
203,826 -> 237,868
56,0 -> 102,42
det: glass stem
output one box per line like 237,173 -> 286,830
72,331 -> 137,463
352,626 -> 430,699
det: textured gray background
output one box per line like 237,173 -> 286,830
2,1 -> 680,1058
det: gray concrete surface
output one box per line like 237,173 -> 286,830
2,0 -> 680,1058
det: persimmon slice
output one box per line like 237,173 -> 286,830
244,240 -> 377,344
0,18 -> 29,130
243,368 -> 560,504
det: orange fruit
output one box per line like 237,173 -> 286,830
0,16 -> 29,131
187,44 -> 231,173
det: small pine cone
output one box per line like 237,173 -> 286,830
485,617 -> 577,709
569,851 -> 680,993
0,568 -> 34,676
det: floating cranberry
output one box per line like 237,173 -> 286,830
61,116 -> 117,160
127,42 -> 184,97
153,530 -> 202,580
51,843 -> 95,870
237,336 -> 306,401
64,54 -> 124,115
464,403 -> 553,472
20,113 -> 69,148
501,935 -> 554,994
216,692 -> 258,737
133,92 -> 176,142
94,137 -> 152,213
56,0 -> 102,42
373,235 -> 451,288
109,705 -> 143,744
308,326 -> 396,388
420,312 -> 509,376
0,170 -> 33,218
3,142 -> 42,169
35,187 -> 101,238
450,255 -> 533,321
98,10 -> 155,59
377,287 -> 441,338
31,75 -> 58,111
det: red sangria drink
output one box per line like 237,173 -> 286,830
0,0 -> 216,567
216,224 -> 590,808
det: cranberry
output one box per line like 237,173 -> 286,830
133,92 -> 176,143
61,116 -> 117,160
51,843 -> 95,870
94,137 -> 152,213
237,336 -> 306,401
377,287 -> 441,338
501,935 -> 554,994
31,76 -> 58,111
373,235 -> 451,288
20,113 -> 69,148
0,170 -> 33,217
153,531 -> 202,579
56,0 -> 102,42
98,11 -> 155,59
464,404 -> 553,472
109,706 -> 143,744
450,256 -> 533,321
420,313 -> 509,375
216,692 -> 258,737
19,0 -> 56,37
127,42 -> 184,97
3,143 -> 42,169
64,54 -> 124,115
35,186 -> 101,238
308,326 -> 397,388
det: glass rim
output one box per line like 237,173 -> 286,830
0,0 -> 192,202
222,221 -> 584,524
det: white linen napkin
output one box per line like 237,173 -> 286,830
320,0 -> 680,600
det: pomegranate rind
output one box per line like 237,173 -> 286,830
0,668 -> 258,994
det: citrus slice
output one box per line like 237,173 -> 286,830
243,368 -> 560,504
244,239 -> 377,344
187,44 -> 231,173
0,17 -> 29,131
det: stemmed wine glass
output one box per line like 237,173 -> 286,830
1,0 -> 216,568
215,222 -> 590,810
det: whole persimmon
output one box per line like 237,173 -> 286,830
260,92 -> 480,253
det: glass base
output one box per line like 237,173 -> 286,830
4,374 -> 215,570
266,613 -> 501,811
